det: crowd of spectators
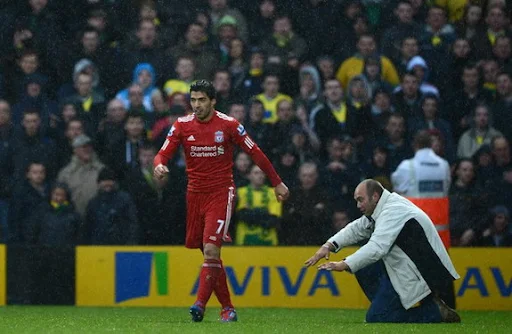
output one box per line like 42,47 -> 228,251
0,0 -> 512,247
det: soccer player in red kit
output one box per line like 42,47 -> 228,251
154,80 -> 289,322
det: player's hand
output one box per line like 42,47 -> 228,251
318,261 -> 349,272
274,182 -> 289,202
154,164 -> 169,179
304,245 -> 330,267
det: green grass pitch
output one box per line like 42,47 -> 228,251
0,307 -> 511,333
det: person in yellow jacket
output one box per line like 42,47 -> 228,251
235,165 -> 282,245
255,73 -> 292,124
336,34 -> 399,89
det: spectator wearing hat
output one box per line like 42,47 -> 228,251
216,15 -> 240,66
57,134 -> 105,218
480,205 -> 512,247
207,0 -> 248,42
81,167 -> 139,245
25,183 -> 80,246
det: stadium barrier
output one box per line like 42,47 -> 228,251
0,245 -> 511,310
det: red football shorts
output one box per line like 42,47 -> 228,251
185,186 -> 235,248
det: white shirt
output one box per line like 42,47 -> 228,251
391,148 -> 451,198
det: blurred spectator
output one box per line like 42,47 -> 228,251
64,72 -> 106,136
244,99 -> 272,153
447,64 -> 494,141
26,183 -> 80,246
11,109 -> 57,183
163,56 -> 195,97
346,75 -> 375,147
370,89 -> 395,136
449,158 -> 489,246
212,69 -> 235,112
273,145 -> 300,190
121,19 -> 172,87
367,113 -> 413,172
9,161 -> 49,243
490,136 -> 512,181
12,73 -> 58,134
492,72 -> 512,140
323,136 -> 361,213
0,101 -> 13,242
480,59 -> 500,95
393,73 -> 423,122
215,15 -> 240,66
260,15 -> 307,73
96,99 -> 127,158
233,151 -> 252,187
480,205 -> 512,247
336,34 -> 399,89
281,161 -> 333,245
255,73 -> 292,124
316,55 -> 336,83
248,0 -> 276,46
5,50 -> 48,104
295,65 -> 322,113
408,94 -> 455,162
167,22 -> 219,80
381,1 -> 422,61
471,6 -> 511,60
57,134 -> 105,218
234,165 -> 282,245
104,111 -> 147,182
81,167 -> 138,245
56,118 -> 85,170
362,55 -> 395,95
236,47 -> 265,101
58,58 -> 104,102
457,104 -> 502,159
331,206 -> 351,234
208,0 -> 248,42
123,143 -> 186,245
227,38 -> 249,96
153,104 -> 187,149
361,145 -> 393,191
454,3 -> 484,40
493,36 -> 512,73
268,99 -> 301,159
227,103 -> 246,123
116,63 -> 158,112
392,36 -> 420,77
403,56 -> 440,96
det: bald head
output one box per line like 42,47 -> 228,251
354,179 -> 384,216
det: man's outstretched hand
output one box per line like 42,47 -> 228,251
304,244 -> 331,267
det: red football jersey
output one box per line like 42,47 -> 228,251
155,111 -> 281,192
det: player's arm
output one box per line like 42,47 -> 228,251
231,122 -> 289,201
153,122 -> 181,179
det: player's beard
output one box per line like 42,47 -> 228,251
195,103 -> 213,121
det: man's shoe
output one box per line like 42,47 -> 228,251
189,303 -> 205,322
433,296 -> 461,323
219,307 -> 238,322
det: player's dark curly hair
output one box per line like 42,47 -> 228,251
190,80 -> 216,100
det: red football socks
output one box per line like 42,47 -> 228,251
214,260 -> 234,309
196,259 -> 222,306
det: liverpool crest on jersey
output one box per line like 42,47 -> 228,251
214,131 -> 224,143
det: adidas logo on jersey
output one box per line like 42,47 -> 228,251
187,135 -> 196,141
